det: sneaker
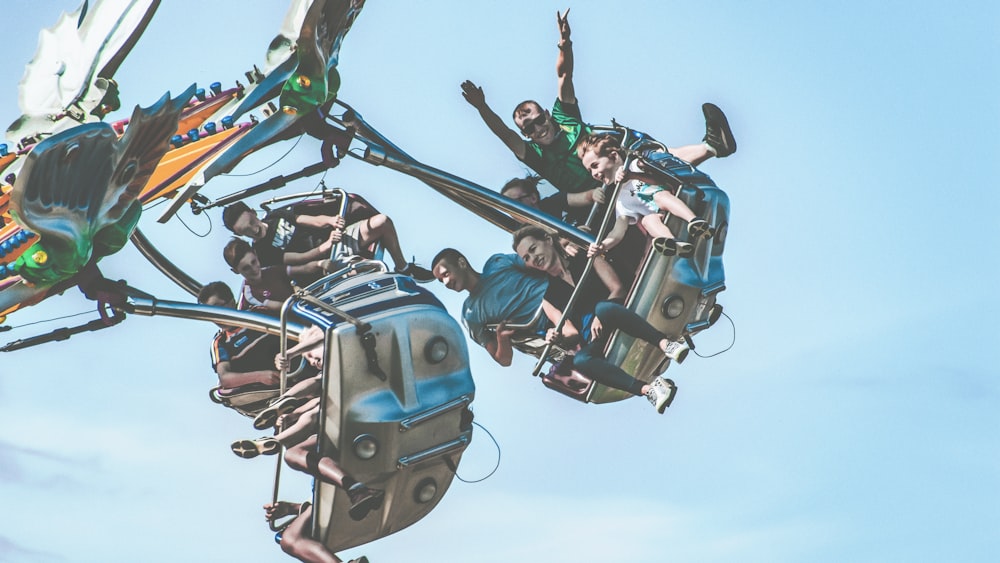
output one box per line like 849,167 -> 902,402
253,395 -> 309,431
396,262 -> 435,283
347,483 -> 385,521
702,103 -> 736,158
652,237 -> 694,258
687,218 -> 713,240
231,436 -> 281,459
662,339 -> 690,364
644,377 -> 677,414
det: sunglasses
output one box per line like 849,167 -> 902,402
519,114 -> 548,136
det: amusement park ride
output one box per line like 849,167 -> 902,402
0,0 -> 730,557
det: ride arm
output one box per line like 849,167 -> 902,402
461,80 -> 526,160
556,10 -> 576,105
215,361 -> 279,389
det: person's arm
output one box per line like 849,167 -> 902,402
283,230 -> 344,266
286,260 -> 331,279
483,321 -> 516,367
565,186 -> 605,207
589,215 -> 629,256
592,256 -> 625,300
294,213 -> 344,231
541,299 -> 581,345
216,361 -> 279,389
556,10 -> 576,105
275,326 -> 326,371
264,501 -> 302,522
461,80 -> 526,159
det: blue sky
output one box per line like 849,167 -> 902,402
1,1 -> 998,562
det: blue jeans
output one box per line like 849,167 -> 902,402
571,301 -> 665,396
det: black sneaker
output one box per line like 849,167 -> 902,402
396,262 -> 435,283
687,218 -> 713,240
347,483 -> 385,521
653,237 -> 694,258
702,103 -> 736,158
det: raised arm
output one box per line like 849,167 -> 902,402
461,80 -> 526,159
556,9 -> 576,105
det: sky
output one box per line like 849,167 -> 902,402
1,1 -> 998,562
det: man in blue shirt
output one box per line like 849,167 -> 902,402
431,248 -> 548,366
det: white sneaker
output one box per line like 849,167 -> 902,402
645,377 -> 677,414
662,339 -> 690,364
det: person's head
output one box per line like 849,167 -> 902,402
431,248 -> 475,293
512,225 -> 566,274
512,100 -> 559,146
297,325 -> 326,369
197,281 -> 238,330
576,133 -> 625,185
223,202 -> 268,240
500,175 -> 542,209
198,281 -> 236,307
223,238 -> 263,282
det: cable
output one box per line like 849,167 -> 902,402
222,133 -> 305,177
692,311 -> 735,359
142,197 -> 168,211
454,420 -> 501,484
176,208 -> 212,238
3,309 -> 95,330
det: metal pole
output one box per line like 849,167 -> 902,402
129,228 -> 203,297
531,153 -> 636,376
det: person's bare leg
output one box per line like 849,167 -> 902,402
283,374 -> 322,401
667,143 -> 712,166
279,505 -> 343,563
651,191 -> 697,222
640,214 -> 677,240
357,213 -> 406,269
274,401 -> 320,447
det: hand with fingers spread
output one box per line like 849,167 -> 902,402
460,80 -> 487,109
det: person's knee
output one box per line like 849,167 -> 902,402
594,300 -> 618,321
367,213 -> 390,233
279,534 -> 297,556
284,445 -> 308,471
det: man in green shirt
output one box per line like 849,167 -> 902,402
461,9 -> 735,225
